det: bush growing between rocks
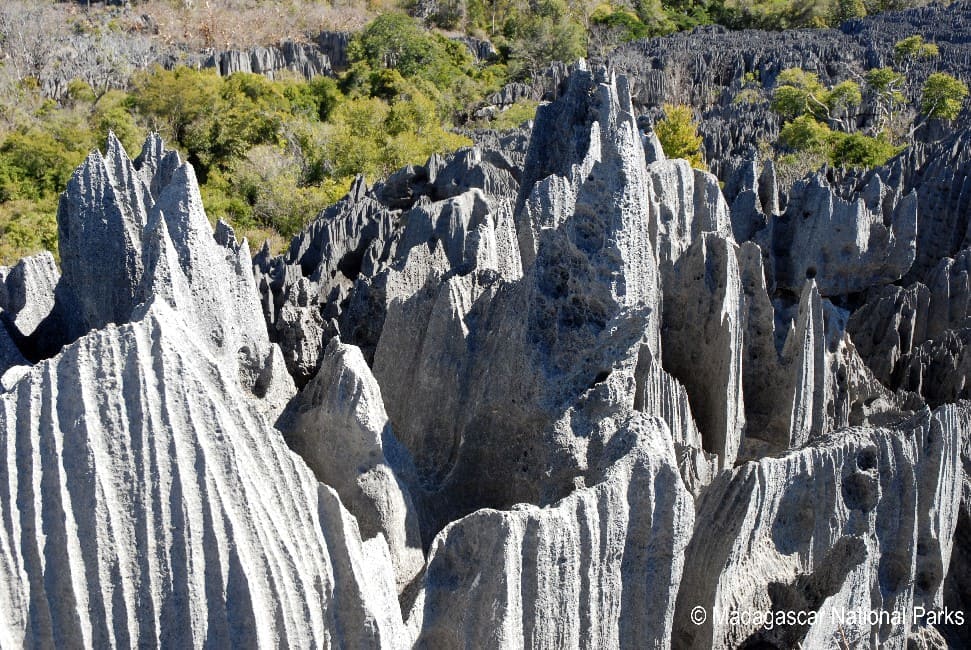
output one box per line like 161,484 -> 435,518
654,104 -> 706,169
920,72 -> 969,121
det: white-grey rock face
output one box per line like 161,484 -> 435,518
649,159 -> 733,279
0,305 -> 404,648
662,232 -> 745,469
417,414 -> 693,649
277,337 -> 424,593
850,247 -> 971,407
0,134 -> 409,649
51,133 -> 293,413
0,251 -> 58,340
771,173 -> 917,296
0,321 -> 25,380
1,60 -> 970,649
674,405 -> 966,650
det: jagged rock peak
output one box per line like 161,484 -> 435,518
52,133 -> 293,408
277,337 -> 424,592
771,171 -> 917,296
515,62 -> 661,349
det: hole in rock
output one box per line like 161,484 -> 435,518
879,553 -> 911,593
588,370 -> 611,389
841,471 -> 879,512
805,266 -> 817,279
856,448 -> 877,471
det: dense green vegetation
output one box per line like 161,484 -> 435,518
0,13 -> 509,263
767,38 -> 967,173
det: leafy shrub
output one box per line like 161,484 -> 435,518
590,6 -> 651,42
488,100 -> 539,130
771,68 -> 829,120
654,104 -> 706,169
0,198 -> 59,264
732,87 -> 765,105
828,132 -> 903,168
894,35 -> 939,61
349,14 -> 471,90
921,72 -> 969,120
778,114 -> 833,152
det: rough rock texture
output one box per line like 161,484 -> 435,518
603,2 -> 971,179
0,252 -> 59,341
417,414 -> 693,649
0,135 -> 409,648
0,321 -> 25,380
674,405 -> 965,650
941,424 -> 971,647
47,132 -> 293,413
769,173 -> 917,296
277,337 -> 424,593
662,233 -> 745,469
205,40 -> 335,79
850,246 -> 971,407
4,51 -> 971,647
0,305 -> 405,648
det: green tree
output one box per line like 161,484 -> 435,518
128,66 -> 221,151
771,68 -> 829,120
824,80 -> 862,128
894,35 -> 939,61
590,6 -> 651,41
654,104 -> 706,169
778,114 -> 833,152
829,132 -> 902,167
864,67 -> 906,130
507,0 -> 586,79
349,13 -> 471,90
920,72 -> 969,120
831,0 -> 865,23
771,68 -> 860,128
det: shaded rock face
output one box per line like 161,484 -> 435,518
417,415 -> 693,649
206,40 -> 336,79
276,337 -> 425,593
770,173 -> 917,296
247,62 -> 966,647
2,59 -> 971,649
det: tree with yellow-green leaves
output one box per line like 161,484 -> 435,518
920,72 -> 969,121
654,104 -> 706,170
894,35 -> 939,62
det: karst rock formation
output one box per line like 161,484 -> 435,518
0,59 -> 968,649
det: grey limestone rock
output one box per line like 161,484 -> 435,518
5,56 -> 971,648
372,66 -> 667,544
0,319 -> 26,381
51,133 -> 293,416
0,304 -> 405,648
0,251 -> 58,341
649,158 -> 733,283
674,405 -> 966,650
417,414 -> 693,649
849,246 -> 971,407
277,337 -> 424,593
770,172 -> 917,296
661,232 -> 746,469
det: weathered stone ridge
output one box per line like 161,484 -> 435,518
0,49 -> 969,649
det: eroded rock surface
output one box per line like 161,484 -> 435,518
2,51 -> 970,648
